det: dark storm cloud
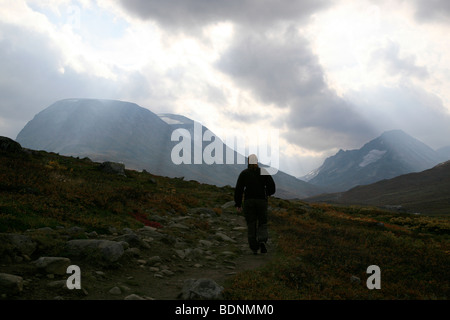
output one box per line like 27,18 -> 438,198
118,0 -> 329,30
372,41 -> 429,79
412,0 -> 450,23
216,26 -> 374,150
216,27 -> 325,108
118,0 -> 371,151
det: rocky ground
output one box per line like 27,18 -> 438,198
0,202 -> 276,300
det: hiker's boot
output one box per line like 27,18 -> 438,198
260,242 -> 267,254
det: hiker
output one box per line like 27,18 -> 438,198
234,154 -> 276,255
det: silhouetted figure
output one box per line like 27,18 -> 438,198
234,154 -> 276,254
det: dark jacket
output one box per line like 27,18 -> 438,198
234,167 -> 276,208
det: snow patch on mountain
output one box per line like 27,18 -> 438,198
300,167 -> 321,182
159,116 -> 184,125
359,149 -> 387,167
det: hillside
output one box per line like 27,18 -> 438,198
303,130 -> 443,192
305,161 -> 450,215
0,138 -> 449,301
16,99 -> 323,199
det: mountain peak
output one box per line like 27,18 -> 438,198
305,130 -> 442,192
379,129 -> 414,142
381,129 -> 407,136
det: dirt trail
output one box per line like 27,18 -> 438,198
145,214 -> 276,300
95,212 -> 276,300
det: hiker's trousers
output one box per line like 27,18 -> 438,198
243,199 -> 268,251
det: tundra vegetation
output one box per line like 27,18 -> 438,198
0,148 -> 448,299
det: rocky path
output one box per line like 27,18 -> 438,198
0,204 -> 276,300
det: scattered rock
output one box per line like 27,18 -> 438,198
215,232 -> 236,243
66,239 -> 124,263
125,247 -> 141,257
350,275 -> 361,284
67,226 -> 85,234
0,233 -> 37,258
188,208 -> 216,216
220,251 -> 236,256
0,273 -> 23,295
124,294 -> 146,300
170,223 -> 190,230
99,161 -> 126,176
36,227 -> 55,233
161,269 -> 174,276
174,249 -> 188,260
114,233 -> 150,249
87,231 -> 98,238
32,257 -> 71,275
198,240 -> 213,247
122,228 -> 135,234
47,280 -> 67,289
147,256 -> 162,265
221,201 -> 235,209
0,201 -> 262,300
178,278 -> 224,300
109,286 -> 122,295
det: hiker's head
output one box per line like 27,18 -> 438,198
248,154 -> 258,169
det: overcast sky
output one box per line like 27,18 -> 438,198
1,0 -> 450,177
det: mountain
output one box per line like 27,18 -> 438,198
304,160 -> 450,215
301,130 -> 443,192
16,99 -> 323,199
16,98 -> 175,176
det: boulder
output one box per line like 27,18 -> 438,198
109,286 -> 122,295
0,273 -> 23,295
147,256 -> 162,265
178,278 -> 224,300
214,232 -> 236,243
66,239 -> 124,263
0,137 -> 22,153
0,233 -> 36,257
113,234 -> 150,249
99,161 -> 126,176
187,208 -> 216,216
32,257 -> 71,275
221,201 -> 236,209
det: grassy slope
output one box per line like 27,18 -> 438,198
225,201 -> 449,299
305,161 -> 450,215
1,149 -> 449,299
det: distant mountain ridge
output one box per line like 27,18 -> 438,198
16,99 -> 323,199
304,160 -> 450,215
301,130 -> 444,192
